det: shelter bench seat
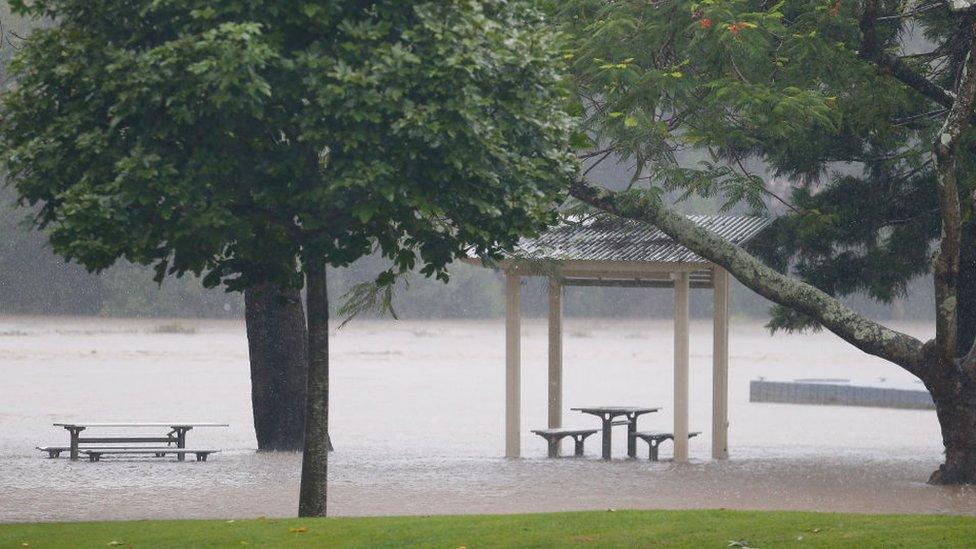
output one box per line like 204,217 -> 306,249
630,432 -> 700,461
531,429 -> 599,458
82,448 -> 219,462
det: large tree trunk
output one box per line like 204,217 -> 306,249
924,352 -> 976,484
298,259 -> 330,517
927,20 -> 976,483
244,283 -> 308,451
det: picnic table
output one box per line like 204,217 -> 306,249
570,407 -> 659,459
52,422 -> 229,461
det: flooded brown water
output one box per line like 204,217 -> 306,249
1,316 -> 974,522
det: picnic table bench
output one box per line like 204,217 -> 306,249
82,448 -> 220,462
630,431 -> 700,461
36,446 -> 172,459
530,429 -> 599,457
47,422 -> 228,461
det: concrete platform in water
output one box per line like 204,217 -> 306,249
750,378 -> 934,410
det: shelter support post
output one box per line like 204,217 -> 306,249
712,267 -> 730,459
673,272 -> 690,462
548,279 -> 563,430
505,272 -> 522,458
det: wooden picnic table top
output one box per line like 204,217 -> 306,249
570,407 -> 660,415
54,422 -> 229,428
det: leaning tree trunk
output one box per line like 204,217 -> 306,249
298,259 -> 330,517
244,283 -> 308,451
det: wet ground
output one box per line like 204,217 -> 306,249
1,316 -> 974,522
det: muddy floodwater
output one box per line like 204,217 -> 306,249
1,316 -> 975,522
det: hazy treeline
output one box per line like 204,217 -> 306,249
0,166 -> 936,322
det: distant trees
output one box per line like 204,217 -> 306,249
559,1 -> 976,482
1,0 -> 575,515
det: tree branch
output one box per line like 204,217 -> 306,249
892,108 -> 950,127
933,24 -> 976,365
568,180 -> 929,377
876,2 -> 943,21
859,0 -> 957,110
731,155 -> 802,214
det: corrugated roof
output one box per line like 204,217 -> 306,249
509,214 -> 771,264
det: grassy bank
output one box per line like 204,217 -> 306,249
1,509 -> 973,548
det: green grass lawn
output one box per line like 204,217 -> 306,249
2,509 -> 974,548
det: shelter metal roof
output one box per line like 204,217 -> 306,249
508,214 -> 771,265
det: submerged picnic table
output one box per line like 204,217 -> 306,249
570,407 -> 659,459
53,422 -> 229,461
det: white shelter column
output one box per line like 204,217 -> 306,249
673,271 -> 690,462
712,267 -> 730,459
548,278 -> 563,437
505,272 -> 522,458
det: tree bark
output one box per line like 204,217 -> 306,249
931,41 -> 976,367
958,221 -> 976,357
298,258 -> 330,517
244,283 -> 308,451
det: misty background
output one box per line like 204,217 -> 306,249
0,161 -> 936,323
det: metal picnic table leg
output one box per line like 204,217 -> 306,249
627,414 -> 637,458
573,435 -> 586,457
547,436 -> 559,459
173,426 -> 191,462
601,415 -> 612,460
649,440 -> 660,461
68,426 -> 85,461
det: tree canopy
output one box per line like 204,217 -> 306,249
560,0 -> 976,483
558,0 -> 972,335
2,0 -> 577,290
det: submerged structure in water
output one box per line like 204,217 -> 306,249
750,378 -> 935,410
